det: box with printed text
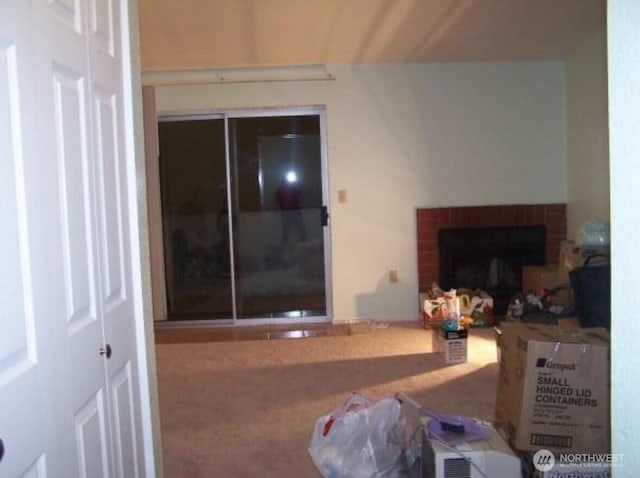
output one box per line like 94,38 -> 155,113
432,328 -> 468,364
495,322 -> 610,454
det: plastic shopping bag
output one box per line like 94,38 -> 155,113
308,393 -> 414,478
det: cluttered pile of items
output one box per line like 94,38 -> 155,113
419,284 -> 495,365
506,219 -> 611,330
307,221 -> 612,477
420,283 -> 495,330
308,391 -> 522,478
420,286 -> 488,365
308,319 -> 612,478
420,219 -> 610,332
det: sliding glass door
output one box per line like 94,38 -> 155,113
158,109 -> 329,321
158,117 -> 233,319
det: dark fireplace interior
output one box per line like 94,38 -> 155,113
438,225 -> 546,315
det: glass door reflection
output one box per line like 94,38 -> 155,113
158,118 -> 233,319
229,115 -> 326,319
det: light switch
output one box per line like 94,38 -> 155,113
389,269 -> 398,283
338,189 -> 347,203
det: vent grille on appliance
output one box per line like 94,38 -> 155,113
444,457 -> 471,478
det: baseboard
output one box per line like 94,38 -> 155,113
332,315 -> 420,325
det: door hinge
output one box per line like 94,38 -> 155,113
0,438 -> 4,462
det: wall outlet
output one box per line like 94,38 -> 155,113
389,269 -> 398,283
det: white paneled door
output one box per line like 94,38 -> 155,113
0,0 -> 151,477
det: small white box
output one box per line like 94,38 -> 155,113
432,328 -> 468,364
423,425 -> 521,478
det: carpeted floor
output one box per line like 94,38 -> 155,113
155,322 -> 500,477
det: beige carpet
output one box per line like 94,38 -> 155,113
156,322 -> 500,477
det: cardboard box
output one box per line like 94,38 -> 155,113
495,322 -> 610,454
522,264 -> 570,294
432,328 -> 468,364
559,240 -> 582,273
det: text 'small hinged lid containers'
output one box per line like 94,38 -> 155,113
495,322 -> 610,454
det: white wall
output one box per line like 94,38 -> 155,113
155,62 -> 567,321
566,23 -> 610,240
609,0 -> 640,473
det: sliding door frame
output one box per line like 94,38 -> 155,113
149,105 -> 332,326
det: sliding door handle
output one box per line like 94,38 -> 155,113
320,206 -> 329,226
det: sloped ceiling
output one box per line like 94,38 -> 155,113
138,0 -> 605,72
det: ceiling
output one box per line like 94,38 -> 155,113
138,0 -> 605,72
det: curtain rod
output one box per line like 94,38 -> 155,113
142,64 -> 335,86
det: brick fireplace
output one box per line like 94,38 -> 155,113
416,204 -> 567,294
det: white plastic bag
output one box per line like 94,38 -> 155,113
577,219 -> 610,246
308,393 -> 412,478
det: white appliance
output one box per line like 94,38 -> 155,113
421,424 -> 521,478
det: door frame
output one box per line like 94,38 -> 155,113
148,105 -> 333,325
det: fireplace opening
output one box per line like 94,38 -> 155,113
438,225 -> 546,315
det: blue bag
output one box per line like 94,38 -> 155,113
569,254 -> 610,329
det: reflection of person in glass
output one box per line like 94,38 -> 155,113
276,170 -> 306,247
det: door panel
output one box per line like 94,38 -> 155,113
1,0 -> 148,476
229,115 -> 327,319
52,68 -> 100,330
94,90 -> 127,311
88,0 -> 144,475
74,392 -> 110,478
158,118 -> 233,319
110,362 -> 139,477
89,0 -> 115,58
19,457 -> 47,478
0,45 -> 36,379
88,1 -> 144,476
0,1 -> 60,475
49,0 -> 81,33
48,4 -> 115,475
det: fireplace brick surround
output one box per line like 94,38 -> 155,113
416,204 -> 567,292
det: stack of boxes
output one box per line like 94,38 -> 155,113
417,230 -> 612,475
